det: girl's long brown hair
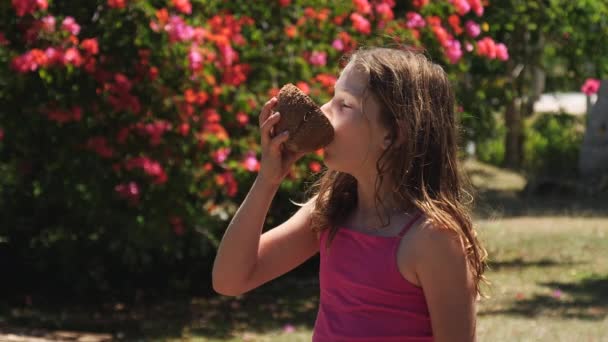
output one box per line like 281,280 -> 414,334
294,46 -> 488,297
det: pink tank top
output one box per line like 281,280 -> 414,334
313,211 -> 433,341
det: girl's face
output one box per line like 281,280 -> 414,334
320,62 -> 389,175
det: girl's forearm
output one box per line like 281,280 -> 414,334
211,176 -> 280,295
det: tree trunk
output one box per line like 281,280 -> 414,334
504,97 -> 523,169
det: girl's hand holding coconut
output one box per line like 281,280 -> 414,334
257,96 -> 304,187
257,84 -> 335,187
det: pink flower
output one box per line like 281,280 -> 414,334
115,181 -> 140,204
552,289 -> 562,299
451,0 -> 470,16
125,157 -> 167,184
444,39 -> 463,64
495,43 -> 509,61
350,13 -> 371,35
0,128 -> 4,141
581,78 -> 601,96
41,15 -> 55,33
465,20 -> 480,38
63,47 -> 83,66
476,37 -> 496,59
283,324 -> 296,333
236,112 -> 249,126
166,15 -> 193,42
61,16 -> 81,36
188,45 -> 203,73
44,47 -> 63,66
353,0 -> 371,14
242,151 -> 260,172
465,42 -> 474,52
308,51 -> 327,66
406,12 -> 425,29
219,43 -> 237,67
212,147 -> 231,164
375,3 -> 394,21
332,39 -> 345,51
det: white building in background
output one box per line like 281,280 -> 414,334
533,92 -> 597,115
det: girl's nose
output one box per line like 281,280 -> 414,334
320,102 -> 331,120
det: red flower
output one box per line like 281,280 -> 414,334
309,161 -> 322,173
448,15 -> 463,35
170,216 -> 185,236
172,0 -> 192,15
107,0 -> 127,9
215,171 -> 238,197
279,0 -> 291,7
179,123 -> 190,136
80,38 -> 99,55
86,136 -> 114,158
285,25 -> 298,39
296,81 -> 310,95
413,0 -> 429,8
222,64 -> 250,87
236,112 -> 249,126
12,0 -> 47,17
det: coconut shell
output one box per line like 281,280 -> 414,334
273,83 -> 334,153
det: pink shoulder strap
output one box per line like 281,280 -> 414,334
397,211 -> 423,237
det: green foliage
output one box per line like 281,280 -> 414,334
523,113 -> 584,177
476,115 -> 506,166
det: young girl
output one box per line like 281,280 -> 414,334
212,46 -> 487,341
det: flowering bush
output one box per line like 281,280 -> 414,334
581,78 -> 601,96
0,0 -> 507,297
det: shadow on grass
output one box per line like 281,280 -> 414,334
487,257 -> 583,271
473,189 -> 608,219
0,262 -> 321,340
191,273 -> 319,339
480,274 -> 608,320
0,297 -> 192,340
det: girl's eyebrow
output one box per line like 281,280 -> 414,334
334,86 -> 358,99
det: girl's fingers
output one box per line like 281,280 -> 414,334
270,130 -> 290,153
260,112 -> 282,146
259,97 -> 278,126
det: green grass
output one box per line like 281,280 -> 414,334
2,160 -> 607,341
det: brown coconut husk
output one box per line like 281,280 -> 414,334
273,83 -> 334,153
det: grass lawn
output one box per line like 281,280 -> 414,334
1,160 -> 607,341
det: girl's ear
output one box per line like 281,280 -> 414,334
382,131 -> 405,150
382,134 -> 392,150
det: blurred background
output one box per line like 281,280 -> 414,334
1,0 -> 607,341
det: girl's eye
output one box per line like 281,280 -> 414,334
341,102 -> 351,108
